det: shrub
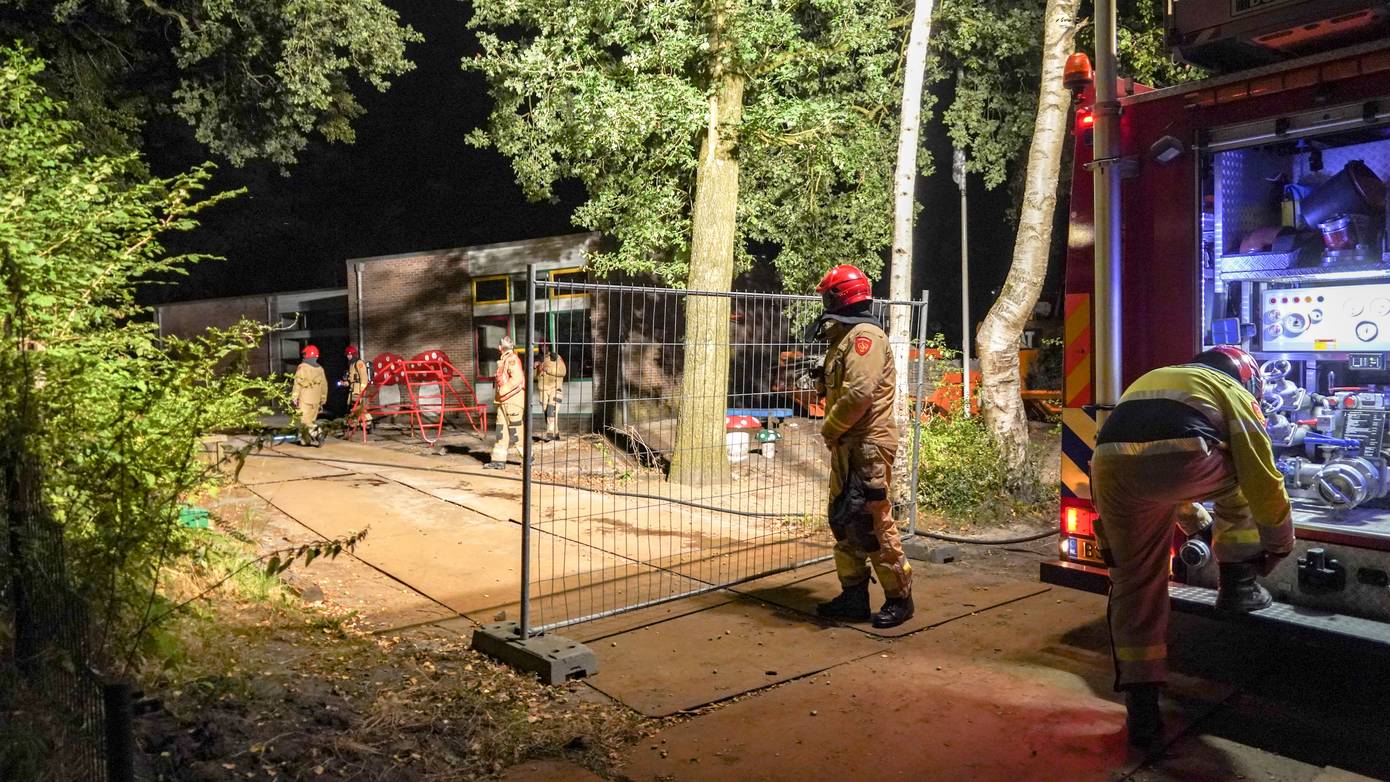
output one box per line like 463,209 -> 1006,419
912,336 -> 1054,524
0,47 -> 278,673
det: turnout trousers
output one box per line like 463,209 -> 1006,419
490,402 -> 524,463
828,440 -> 912,598
1091,441 -> 1263,688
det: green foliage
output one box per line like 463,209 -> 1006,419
934,0 -> 1201,192
0,0 -> 421,165
0,47 -> 278,664
465,0 -> 917,291
913,335 -> 1053,520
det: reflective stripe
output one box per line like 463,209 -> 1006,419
1114,644 -> 1167,662
1094,437 -> 1211,457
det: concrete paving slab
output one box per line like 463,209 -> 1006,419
1130,735 -> 1321,782
1313,768 -> 1384,782
586,599 -> 884,717
248,477 -> 622,617
617,594 -> 1235,782
371,465 -> 521,522
235,452 -> 350,485
734,564 -> 1050,637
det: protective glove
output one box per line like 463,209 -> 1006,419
1175,502 -> 1213,536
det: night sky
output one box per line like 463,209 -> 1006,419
147,0 -> 1044,350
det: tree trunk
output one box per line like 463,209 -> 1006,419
668,50 -> 744,485
887,0 -> 936,499
976,0 -> 1078,474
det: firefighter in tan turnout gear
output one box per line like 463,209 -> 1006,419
291,344 -> 328,447
1091,345 -> 1295,747
341,344 -> 371,433
810,264 -> 914,629
535,342 -> 567,441
486,336 -> 526,469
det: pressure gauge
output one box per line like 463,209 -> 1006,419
1345,298 -> 1366,317
1309,309 -> 1324,323
1282,312 -> 1308,336
1356,320 -> 1379,342
1373,298 -> 1390,317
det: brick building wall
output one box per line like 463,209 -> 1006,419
157,295 -> 276,376
346,233 -> 601,400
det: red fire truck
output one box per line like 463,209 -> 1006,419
1041,1 -> 1390,645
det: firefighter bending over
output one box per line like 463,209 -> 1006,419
291,344 -> 328,447
536,342 -> 567,441
810,264 -> 914,629
341,344 -> 372,433
486,335 -> 525,469
1091,345 -> 1295,747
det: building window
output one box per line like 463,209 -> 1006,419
550,309 -> 594,380
549,268 -> 586,298
475,315 -> 511,379
473,276 -> 510,306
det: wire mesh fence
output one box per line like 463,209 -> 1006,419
2,441 -> 128,781
518,270 -> 928,636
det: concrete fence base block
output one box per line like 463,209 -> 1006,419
903,538 -> 962,565
471,622 -> 599,685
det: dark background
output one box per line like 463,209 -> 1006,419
147,0 -> 1052,350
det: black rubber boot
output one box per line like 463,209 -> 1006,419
1215,559 -> 1272,613
872,595 -> 915,629
816,580 -> 871,622
1124,683 -> 1164,748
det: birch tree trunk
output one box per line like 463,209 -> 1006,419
888,0 -> 935,499
976,0 -> 1078,473
669,13 -> 744,486
889,0 -> 935,352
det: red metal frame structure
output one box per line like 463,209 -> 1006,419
350,350 -> 489,444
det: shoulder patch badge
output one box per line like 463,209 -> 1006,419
854,335 -> 872,356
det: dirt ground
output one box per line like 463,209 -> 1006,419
134,432 -> 1390,782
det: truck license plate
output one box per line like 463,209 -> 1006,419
1068,537 -> 1104,565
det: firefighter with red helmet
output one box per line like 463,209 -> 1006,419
291,344 -> 328,447
810,264 -> 914,629
1091,345 -> 1295,747
340,345 -> 372,432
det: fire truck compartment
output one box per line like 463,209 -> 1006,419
1201,113 -> 1390,530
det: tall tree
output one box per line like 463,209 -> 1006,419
0,0 -> 421,165
932,0 -> 1199,474
973,0 -> 1078,470
467,0 -> 903,484
888,0 -> 937,463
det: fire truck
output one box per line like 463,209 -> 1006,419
1040,0 -> 1390,645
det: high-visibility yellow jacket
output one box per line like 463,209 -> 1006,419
1097,364 -> 1293,536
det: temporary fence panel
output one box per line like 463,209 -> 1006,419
518,269 -> 927,636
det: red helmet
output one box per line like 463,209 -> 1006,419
345,345 -> 359,358
816,264 -> 872,312
1193,345 -> 1263,399
301,344 -> 320,360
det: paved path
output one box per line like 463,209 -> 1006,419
235,440 -> 1390,782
